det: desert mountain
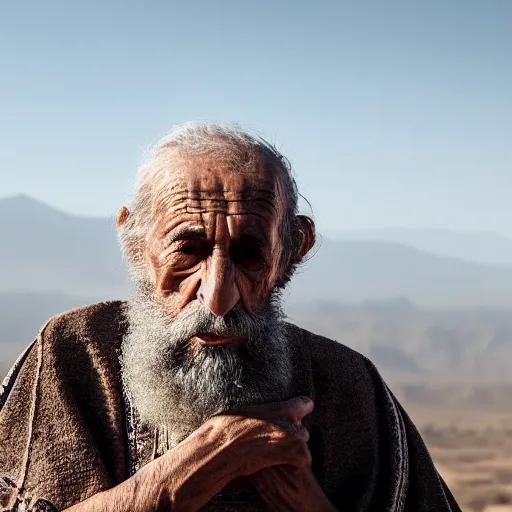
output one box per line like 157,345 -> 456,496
4,195 -> 512,308
287,298 -> 512,380
286,238 -> 512,308
2,194 -> 512,381
0,195 -> 128,297
0,291 -> 97,376
328,227 -> 512,267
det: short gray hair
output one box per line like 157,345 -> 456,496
119,121 -> 303,287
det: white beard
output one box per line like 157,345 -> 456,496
120,287 -> 293,447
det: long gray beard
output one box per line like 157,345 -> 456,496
120,288 -> 293,446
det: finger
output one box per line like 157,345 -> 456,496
273,396 -> 314,423
275,420 -> 310,443
288,396 -> 314,423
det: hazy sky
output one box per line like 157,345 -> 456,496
1,1 -> 511,235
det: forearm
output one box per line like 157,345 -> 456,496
65,423 -> 233,512
63,470 -> 163,512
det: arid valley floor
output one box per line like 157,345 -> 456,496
395,383 -> 512,512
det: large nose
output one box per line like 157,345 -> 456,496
197,249 -> 240,317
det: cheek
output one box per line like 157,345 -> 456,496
267,241 -> 285,285
235,271 -> 273,314
154,266 -> 204,317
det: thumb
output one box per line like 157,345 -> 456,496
287,396 -> 314,423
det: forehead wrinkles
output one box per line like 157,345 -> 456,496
151,152 -> 281,216
151,194 -> 277,232
152,149 -> 279,191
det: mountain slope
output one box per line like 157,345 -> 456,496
0,195 -> 128,297
286,298 -> 512,379
4,195 -> 512,307
287,238 -> 512,308
328,228 -> 512,267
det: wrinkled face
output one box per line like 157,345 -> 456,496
120,152 -> 295,440
145,153 -> 285,329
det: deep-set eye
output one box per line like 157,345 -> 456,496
179,242 -> 202,255
171,240 -> 209,269
231,241 -> 267,272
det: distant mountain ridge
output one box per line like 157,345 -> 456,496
0,195 -> 128,297
2,194 -> 512,382
4,195 -> 512,307
287,298 -> 512,380
328,227 -> 512,267
0,291 -> 98,374
286,237 -> 512,308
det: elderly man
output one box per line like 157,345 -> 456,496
0,123 -> 460,512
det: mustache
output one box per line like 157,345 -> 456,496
127,295 -> 281,353
167,301 -> 269,341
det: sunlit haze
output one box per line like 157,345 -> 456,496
1,1 -> 511,236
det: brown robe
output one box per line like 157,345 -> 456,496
0,301 -> 460,511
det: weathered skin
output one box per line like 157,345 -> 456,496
64,152 -> 333,510
146,153 -> 294,318
66,398 -> 330,512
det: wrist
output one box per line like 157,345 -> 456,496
300,469 -> 336,512
157,422 -> 238,511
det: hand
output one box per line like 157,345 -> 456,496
65,397 -> 313,512
156,396 -> 315,511
251,466 -> 337,512
245,399 -> 336,511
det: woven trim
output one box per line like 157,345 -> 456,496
0,341 -> 36,411
382,383 -> 409,512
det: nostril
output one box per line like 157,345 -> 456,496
198,291 -> 205,304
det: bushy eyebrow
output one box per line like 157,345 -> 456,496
165,225 -> 206,244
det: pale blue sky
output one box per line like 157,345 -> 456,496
1,1 -> 511,235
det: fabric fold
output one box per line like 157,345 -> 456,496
1,301 -> 460,511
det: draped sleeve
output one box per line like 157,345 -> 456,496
0,302 -> 129,512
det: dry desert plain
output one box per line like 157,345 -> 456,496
393,381 -> 512,512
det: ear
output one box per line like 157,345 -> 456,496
116,206 -> 130,229
295,215 -> 316,263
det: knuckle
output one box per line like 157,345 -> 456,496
298,425 -> 310,443
270,424 -> 289,440
294,441 -> 312,466
286,422 -> 309,441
